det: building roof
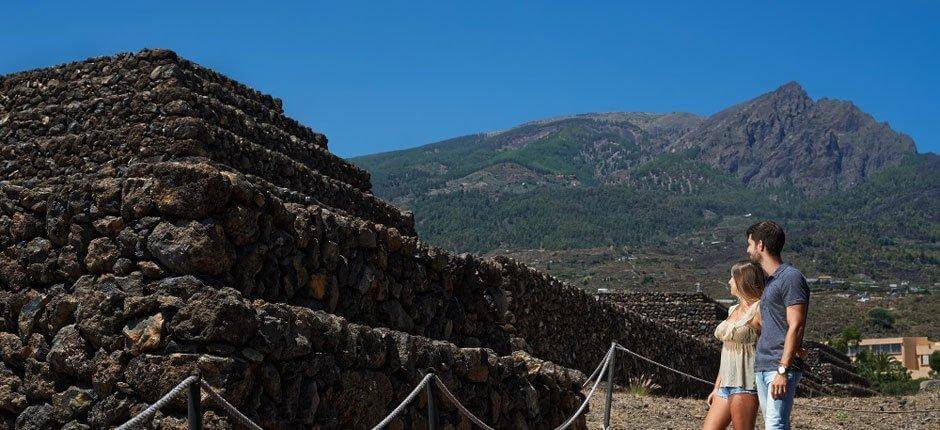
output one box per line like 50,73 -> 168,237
860,337 -> 904,345
859,336 -> 932,346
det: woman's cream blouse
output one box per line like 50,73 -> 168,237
713,301 -> 760,389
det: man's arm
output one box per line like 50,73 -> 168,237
780,303 -> 807,368
770,303 -> 807,399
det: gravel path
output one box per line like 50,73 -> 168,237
584,389 -> 939,429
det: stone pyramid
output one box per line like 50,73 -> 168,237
1,49 -> 743,429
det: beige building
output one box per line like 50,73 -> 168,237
850,337 -> 938,379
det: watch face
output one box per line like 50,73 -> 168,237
777,366 -> 787,374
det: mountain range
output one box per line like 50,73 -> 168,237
352,82 -> 937,283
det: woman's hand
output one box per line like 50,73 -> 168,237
706,388 -> 717,407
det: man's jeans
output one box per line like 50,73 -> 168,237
756,370 -> 802,430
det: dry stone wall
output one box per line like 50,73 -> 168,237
0,169 -> 585,429
602,292 -> 727,339
497,261 -> 720,396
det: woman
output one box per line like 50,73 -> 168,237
702,261 -> 765,430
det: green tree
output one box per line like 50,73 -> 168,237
867,308 -> 895,329
842,326 -> 862,346
930,350 -> 940,374
829,325 -> 862,354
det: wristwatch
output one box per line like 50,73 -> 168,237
776,364 -> 788,375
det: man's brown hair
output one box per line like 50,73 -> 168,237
746,220 -> 786,257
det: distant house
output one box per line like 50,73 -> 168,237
848,337 -> 939,379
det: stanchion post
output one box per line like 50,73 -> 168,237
427,375 -> 438,430
603,344 -> 616,430
188,373 -> 202,430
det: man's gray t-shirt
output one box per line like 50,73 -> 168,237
756,263 -> 810,372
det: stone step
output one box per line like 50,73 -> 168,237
140,162 -> 723,396
1,87 -> 369,191
1,49 -> 282,120
171,59 -> 328,149
0,49 -> 327,151
0,120 -> 414,234
213,164 -> 724,397
0,171 -> 586,427
2,163 -> 718,396
0,264 -> 585,428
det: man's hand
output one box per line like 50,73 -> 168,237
770,373 -> 788,399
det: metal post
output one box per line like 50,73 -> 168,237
603,345 -> 617,430
188,373 -> 202,430
426,375 -> 438,430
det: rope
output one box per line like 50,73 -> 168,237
582,348 -> 611,388
199,380 -> 265,430
613,343 -> 940,415
614,343 -> 713,386
554,344 -> 616,430
120,343 -> 938,430
370,372 -> 435,430
116,376 -> 198,430
432,376 -> 497,430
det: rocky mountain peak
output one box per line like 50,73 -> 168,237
675,82 -> 916,195
773,81 -> 810,98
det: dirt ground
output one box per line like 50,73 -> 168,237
584,389 -> 939,429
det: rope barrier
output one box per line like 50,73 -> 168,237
116,376 -> 199,430
614,343 -> 714,386
613,342 -> 940,416
582,348 -> 611,388
370,372 -> 436,430
369,345 -> 618,430
116,341 -> 938,430
433,376 -> 497,430
554,344 -> 616,430
199,380 -> 265,430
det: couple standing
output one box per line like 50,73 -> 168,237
703,221 -> 810,430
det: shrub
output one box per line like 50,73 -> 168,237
867,308 -> 895,329
625,374 -> 662,396
856,351 -> 917,394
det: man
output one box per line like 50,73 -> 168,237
746,221 -> 809,430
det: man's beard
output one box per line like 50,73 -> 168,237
748,251 -> 761,264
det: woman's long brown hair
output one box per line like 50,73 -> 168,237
731,260 -> 766,304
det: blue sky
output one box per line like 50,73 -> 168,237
2,1 -> 937,157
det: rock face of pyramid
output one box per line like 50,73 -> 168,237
0,50 -> 731,429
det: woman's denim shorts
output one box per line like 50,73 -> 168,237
716,386 -> 758,399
